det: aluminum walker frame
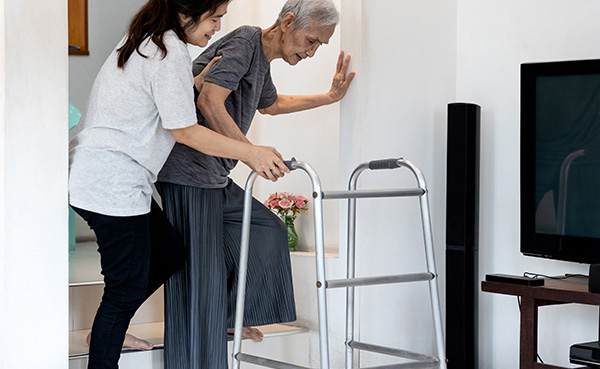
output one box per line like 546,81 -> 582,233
232,158 -> 447,369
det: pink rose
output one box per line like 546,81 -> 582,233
269,200 -> 279,208
279,192 -> 289,198
279,199 -> 292,209
295,199 -> 306,209
268,193 -> 278,201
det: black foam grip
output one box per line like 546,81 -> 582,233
368,158 -> 402,170
283,157 -> 297,171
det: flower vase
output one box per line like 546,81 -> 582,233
283,216 -> 298,252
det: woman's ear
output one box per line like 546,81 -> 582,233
178,13 -> 188,23
280,12 -> 295,33
178,13 -> 192,27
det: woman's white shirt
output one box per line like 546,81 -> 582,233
69,30 -> 196,216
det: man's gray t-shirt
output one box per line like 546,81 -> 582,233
69,31 -> 197,216
158,26 -> 278,188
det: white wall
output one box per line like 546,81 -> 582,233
457,1 -> 600,367
0,0 -> 69,368
0,0 -> 6,365
337,0 -> 457,367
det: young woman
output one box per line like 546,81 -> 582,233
68,0 -> 289,368
156,0 -> 355,368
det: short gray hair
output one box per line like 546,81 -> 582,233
277,0 -> 339,31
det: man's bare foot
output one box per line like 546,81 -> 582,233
227,326 -> 264,342
86,332 -> 153,350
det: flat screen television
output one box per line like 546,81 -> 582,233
521,59 -> 600,264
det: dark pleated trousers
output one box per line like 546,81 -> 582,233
157,180 -> 297,369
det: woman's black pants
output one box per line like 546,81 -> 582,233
72,199 -> 186,369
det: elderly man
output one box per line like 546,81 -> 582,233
156,0 -> 355,368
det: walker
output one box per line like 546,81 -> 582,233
232,158 -> 447,369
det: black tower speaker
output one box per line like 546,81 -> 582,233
446,102 -> 480,369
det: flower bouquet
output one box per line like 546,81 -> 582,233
264,192 -> 308,251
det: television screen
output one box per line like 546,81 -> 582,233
521,59 -> 600,264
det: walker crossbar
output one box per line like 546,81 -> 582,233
236,353 -> 311,369
232,158 -> 446,369
321,188 -> 425,200
348,341 -> 438,362
325,272 -> 434,289
353,361 -> 439,368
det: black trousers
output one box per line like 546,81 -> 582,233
73,199 -> 186,369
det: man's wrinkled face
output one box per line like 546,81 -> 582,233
280,21 -> 335,66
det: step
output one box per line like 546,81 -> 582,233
69,322 -> 308,358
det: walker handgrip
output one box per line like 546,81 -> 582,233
283,157 -> 297,171
368,158 -> 402,170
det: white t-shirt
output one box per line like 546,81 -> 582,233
69,31 -> 196,216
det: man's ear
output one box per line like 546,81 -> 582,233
280,12 -> 295,33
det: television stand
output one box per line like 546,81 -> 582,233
482,275 -> 600,369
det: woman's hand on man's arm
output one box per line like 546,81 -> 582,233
193,56 -> 222,94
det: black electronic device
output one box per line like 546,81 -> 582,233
521,59 -> 600,265
446,102 -> 480,369
589,264 -> 600,293
570,341 -> 600,367
485,273 -> 545,286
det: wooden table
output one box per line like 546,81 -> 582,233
482,276 -> 599,369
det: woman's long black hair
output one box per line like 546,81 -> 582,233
117,0 -> 228,68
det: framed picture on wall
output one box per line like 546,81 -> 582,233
68,0 -> 89,55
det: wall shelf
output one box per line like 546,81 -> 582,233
290,250 -> 339,258
69,241 -> 103,287
69,241 -> 339,288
